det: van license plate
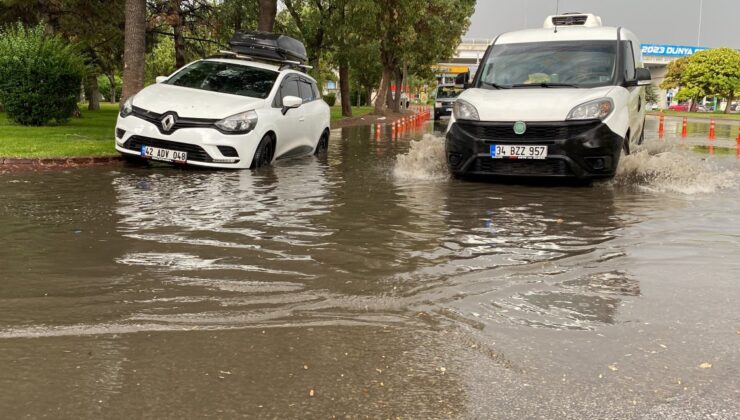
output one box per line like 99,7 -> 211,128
141,145 -> 187,163
490,145 -> 547,160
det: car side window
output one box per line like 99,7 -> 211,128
623,41 -> 636,81
298,80 -> 314,103
275,76 -> 300,107
311,82 -> 321,100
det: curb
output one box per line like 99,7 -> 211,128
0,156 -> 122,172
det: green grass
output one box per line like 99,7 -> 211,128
648,110 -> 740,121
0,103 -> 118,158
330,106 -> 374,122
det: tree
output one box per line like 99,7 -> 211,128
122,0 -> 147,102
659,56 -> 689,92
258,0 -> 277,32
645,84 -> 659,104
679,48 -> 740,113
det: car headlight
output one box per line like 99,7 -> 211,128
215,110 -> 258,134
567,98 -> 614,121
120,95 -> 135,118
453,99 -> 479,121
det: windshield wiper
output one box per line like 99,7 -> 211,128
480,81 -> 510,90
510,82 -> 579,88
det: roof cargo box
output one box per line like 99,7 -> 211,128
229,31 -> 308,64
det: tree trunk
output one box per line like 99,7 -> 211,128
365,86 -> 372,107
339,63 -> 352,117
258,0 -> 278,32
88,74 -> 101,111
374,67 -> 392,114
122,0 -> 147,102
107,73 -> 117,103
725,94 -> 734,114
171,1 -> 186,68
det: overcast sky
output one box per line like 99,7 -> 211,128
465,0 -> 740,49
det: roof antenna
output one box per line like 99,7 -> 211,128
554,0 -> 560,33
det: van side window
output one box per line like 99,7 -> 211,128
623,41 -> 636,81
299,80 -> 314,103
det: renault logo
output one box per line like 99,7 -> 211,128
513,121 -> 527,135
161,114 -> 177,132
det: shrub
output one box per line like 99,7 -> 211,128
323,93 -> 337,106
0,23 -> 86,125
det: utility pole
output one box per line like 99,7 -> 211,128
697,0 -> 703,46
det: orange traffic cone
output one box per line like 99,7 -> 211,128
658,112 -> 664,138
709,118 -> 716,140
681,117 -> 688,138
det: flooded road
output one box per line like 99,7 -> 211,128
1,119 -> 739,418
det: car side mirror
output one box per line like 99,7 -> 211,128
155,76 -> 168,84
282,95 -> 302,115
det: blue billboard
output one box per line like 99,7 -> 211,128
641,44 -> 707,57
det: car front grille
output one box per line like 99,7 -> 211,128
473,158 -> 573,177
123,136 -> 213,162
456,120 -> 600,143
132,106 -> 219,134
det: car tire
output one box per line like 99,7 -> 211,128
250,134 -> 274,169
314,131 -> 329,155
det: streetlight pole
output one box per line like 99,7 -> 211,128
697,0 -> 703,46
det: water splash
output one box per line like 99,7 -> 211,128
614,142 -> 737,194
394,135 -> 448,181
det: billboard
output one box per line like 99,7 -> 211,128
641,44 -> 708,57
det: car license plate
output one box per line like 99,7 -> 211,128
140,145 -> 187,163
490,144 -> 547,160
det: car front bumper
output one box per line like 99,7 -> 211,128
445,120 -> 624,179
114,114 -> 261,169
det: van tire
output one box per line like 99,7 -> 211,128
251,134 -> 275,169
622,131 -> 631,156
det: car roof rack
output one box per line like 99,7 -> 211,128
211,50 -> 313,73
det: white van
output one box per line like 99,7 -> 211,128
446,13 -> 651,179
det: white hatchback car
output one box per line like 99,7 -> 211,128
115,57 -> 330,169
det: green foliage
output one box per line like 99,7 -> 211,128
145,36 -> 177,86
98,74 -> 123,102
0,23 -> 86,126
659,56 -> 688,91
323,92 -> 336,106
678,48 -> 740,112
645,84 -> 659,104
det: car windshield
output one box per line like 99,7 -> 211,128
165,61 -> 278,99
436,86 -> 464,99
478,41 -> 617,89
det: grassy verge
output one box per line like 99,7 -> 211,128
0,103 -> 119,158
330,106 -> 374,122
648,110 -> 740,121
1,103 -> 379,159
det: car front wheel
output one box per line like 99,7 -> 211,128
314,132 -> 329,155
251,134 -> 275,169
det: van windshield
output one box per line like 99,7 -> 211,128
436,86 -> 464,99
165,61 -> 278,98
478,41 -> 617,89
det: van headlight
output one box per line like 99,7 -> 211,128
215,110 -> 259,134
453,99 -> 479,121
120,95 -> 135,118
567,98 -> 614,120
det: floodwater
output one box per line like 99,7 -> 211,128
1,117 -> 739,418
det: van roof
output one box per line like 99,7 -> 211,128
495,26 -> 622,45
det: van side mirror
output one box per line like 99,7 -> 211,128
454,72 -> 470,89
626,68 -> 651,87
282,95 -> 302,115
